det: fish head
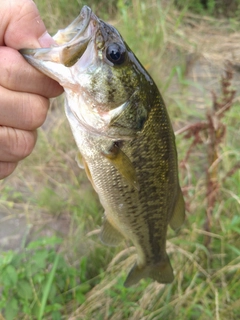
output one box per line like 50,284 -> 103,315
20,6 -> 154,138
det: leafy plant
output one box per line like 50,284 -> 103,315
0,237 -> 90,319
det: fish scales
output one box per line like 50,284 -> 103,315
20,5 -> 185,287
73,86 -> 179,280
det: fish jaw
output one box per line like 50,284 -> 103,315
18,50 -> 73,87
53,5 -> 92,45
19,5 -> 98,86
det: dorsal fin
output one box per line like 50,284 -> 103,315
169,187 -> 185,230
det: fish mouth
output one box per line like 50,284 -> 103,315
20,6 -> 96,68
53,5 -> 92,45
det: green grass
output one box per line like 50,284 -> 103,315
0,0 -> 240,319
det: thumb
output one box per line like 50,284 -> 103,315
0,0 -> 54,49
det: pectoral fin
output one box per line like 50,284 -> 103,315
169,187 -> 185,230
124,254 -> 174,287
100,217 -> 124,247
102,143 -> 139,191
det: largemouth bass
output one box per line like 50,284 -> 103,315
20,6 -> 185,287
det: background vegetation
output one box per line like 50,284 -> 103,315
0,0 -> 239,319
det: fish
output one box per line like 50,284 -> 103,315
20,5 -> 185,287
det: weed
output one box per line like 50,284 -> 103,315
0,237 -> 91,319
177,62 -> 238,246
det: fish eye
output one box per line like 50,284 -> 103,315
106,43 -> 126,65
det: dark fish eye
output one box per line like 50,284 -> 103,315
106,43 -> 126,65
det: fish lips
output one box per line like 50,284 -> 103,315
19,6 -> 97,78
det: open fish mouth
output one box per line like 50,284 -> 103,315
52,5 -> 92,44
19,6 -> 96,68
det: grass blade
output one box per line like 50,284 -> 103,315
38,253 -> 60,320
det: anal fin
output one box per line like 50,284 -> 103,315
100,217 -> 124,247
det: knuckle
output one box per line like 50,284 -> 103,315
0,48 -> 15,87
33,96 -> 49,128
0,127 -> 36,161
15,129 -> 36,159
20,95 -> 49,130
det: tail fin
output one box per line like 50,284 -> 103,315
124,255 -> 174,287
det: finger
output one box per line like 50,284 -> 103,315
0,47 -> 63,97
0,86 -> 50,130
0,0 -> 54,48
0,126 -> 37,162
0,162 -> 18,180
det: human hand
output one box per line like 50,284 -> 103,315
0,0 -> 63,179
